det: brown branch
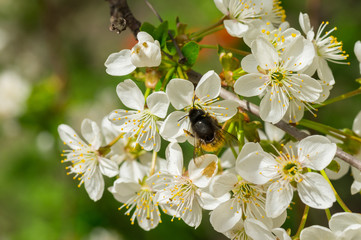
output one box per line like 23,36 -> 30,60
219,88 -> 361,171
106,0 -> 141,37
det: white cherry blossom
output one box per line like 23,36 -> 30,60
149,143 -> 226,228
58,119 -> 119,201
244,20 -> 300,51
108,79 -> 169,152
234,37 -> 322,123
108,166 -> 163,231
236,135 -> 337,218
299,13 -> 348,84
105,31 -> 161,76
160,70 -> 238,142
214,0 -> 285,38
301,212 -> 361,240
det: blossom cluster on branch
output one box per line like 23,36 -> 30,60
58,0 -> 361,239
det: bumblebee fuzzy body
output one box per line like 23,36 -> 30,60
188,108 -> 225,152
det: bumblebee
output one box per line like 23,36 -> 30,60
185,107 -> 237,156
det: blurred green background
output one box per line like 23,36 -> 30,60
0,0 -> 361,239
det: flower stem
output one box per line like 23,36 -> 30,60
144,87 -> 152,100
106,133 -> 124,148
161,67 -> 176,90
149,150 -> 158,176
177,66 -> 187,79
191,25 -> 224,40
298,119 -> 361,144
294,204 -> 310,239
199,44 -> 250,56
312,87 -> 361,109
325,208 -> 331,221
320,170 -> 351,212
190,16 -> 225,39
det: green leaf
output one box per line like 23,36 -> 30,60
140,22 -> 156,36
181,41 -> 200,66
327,160 -> 341,173
153,21 -> 169,47
164,41 -> 177,55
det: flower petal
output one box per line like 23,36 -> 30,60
252,38 -> 279,70
264,122 -> 285,142
166,142 -> 183,176
244,218 -> 275,240
58,124 -> 86,150
214,0 -> 229,15
317,57 -> 335,85
352,110 -> 361,136
298,135 -> 337,170
116,79 -> 144,111
199,190 -> 230,210
210,172 -> 238,197
99,157 -> 119,177
299,13 -> 312,35
146,91 -> 169,118
109,177 -> 141,203
207,100 -> 239,122
189,154 -> 218,188
234,73 -> 268,97
259,88 -> 289,124
300,225 -> 336,240
329,212 -> 361,232
119,160 -> 147,182
210,199 -> 243,233
81,119 -> 102,149
297,172 -> 335,209
283,36 -> 315,72
273,228 -> 292,240
236,142 -> 277,185
137,31 -> 154,42
354,40 -> 361,63
166,78 -> 194,110
283,99 -> 305,123
182,200 -> 202,228
288,74 -> 322,102
241,54 -> 259,73
195,70 -> 221,100
266,181 -> 293,218
159,111 -> 189,142
85,169 -> 104,201
105,49 -> 136,76
224,19 -> 249,38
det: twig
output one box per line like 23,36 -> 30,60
144,0 -> 187,64
219,88 -> 361,171
106,0 -> 141,37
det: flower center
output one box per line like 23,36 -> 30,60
119,184 -> 161,226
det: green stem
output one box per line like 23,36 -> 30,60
294,204 -> 310,239
144,87 -> 152,99
190,16 -> 225,38
320,170 -> 351,212
312,87 -> 361,109
199,44 -> 250,56
177,66 -> 187,79
325,208 -> 331,221
191,25 -> 224,40
161,67 -> 176,90
298,119 -> 361,144
149,151 -> 158,176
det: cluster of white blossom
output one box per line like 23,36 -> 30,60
58,0 -> 361,239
